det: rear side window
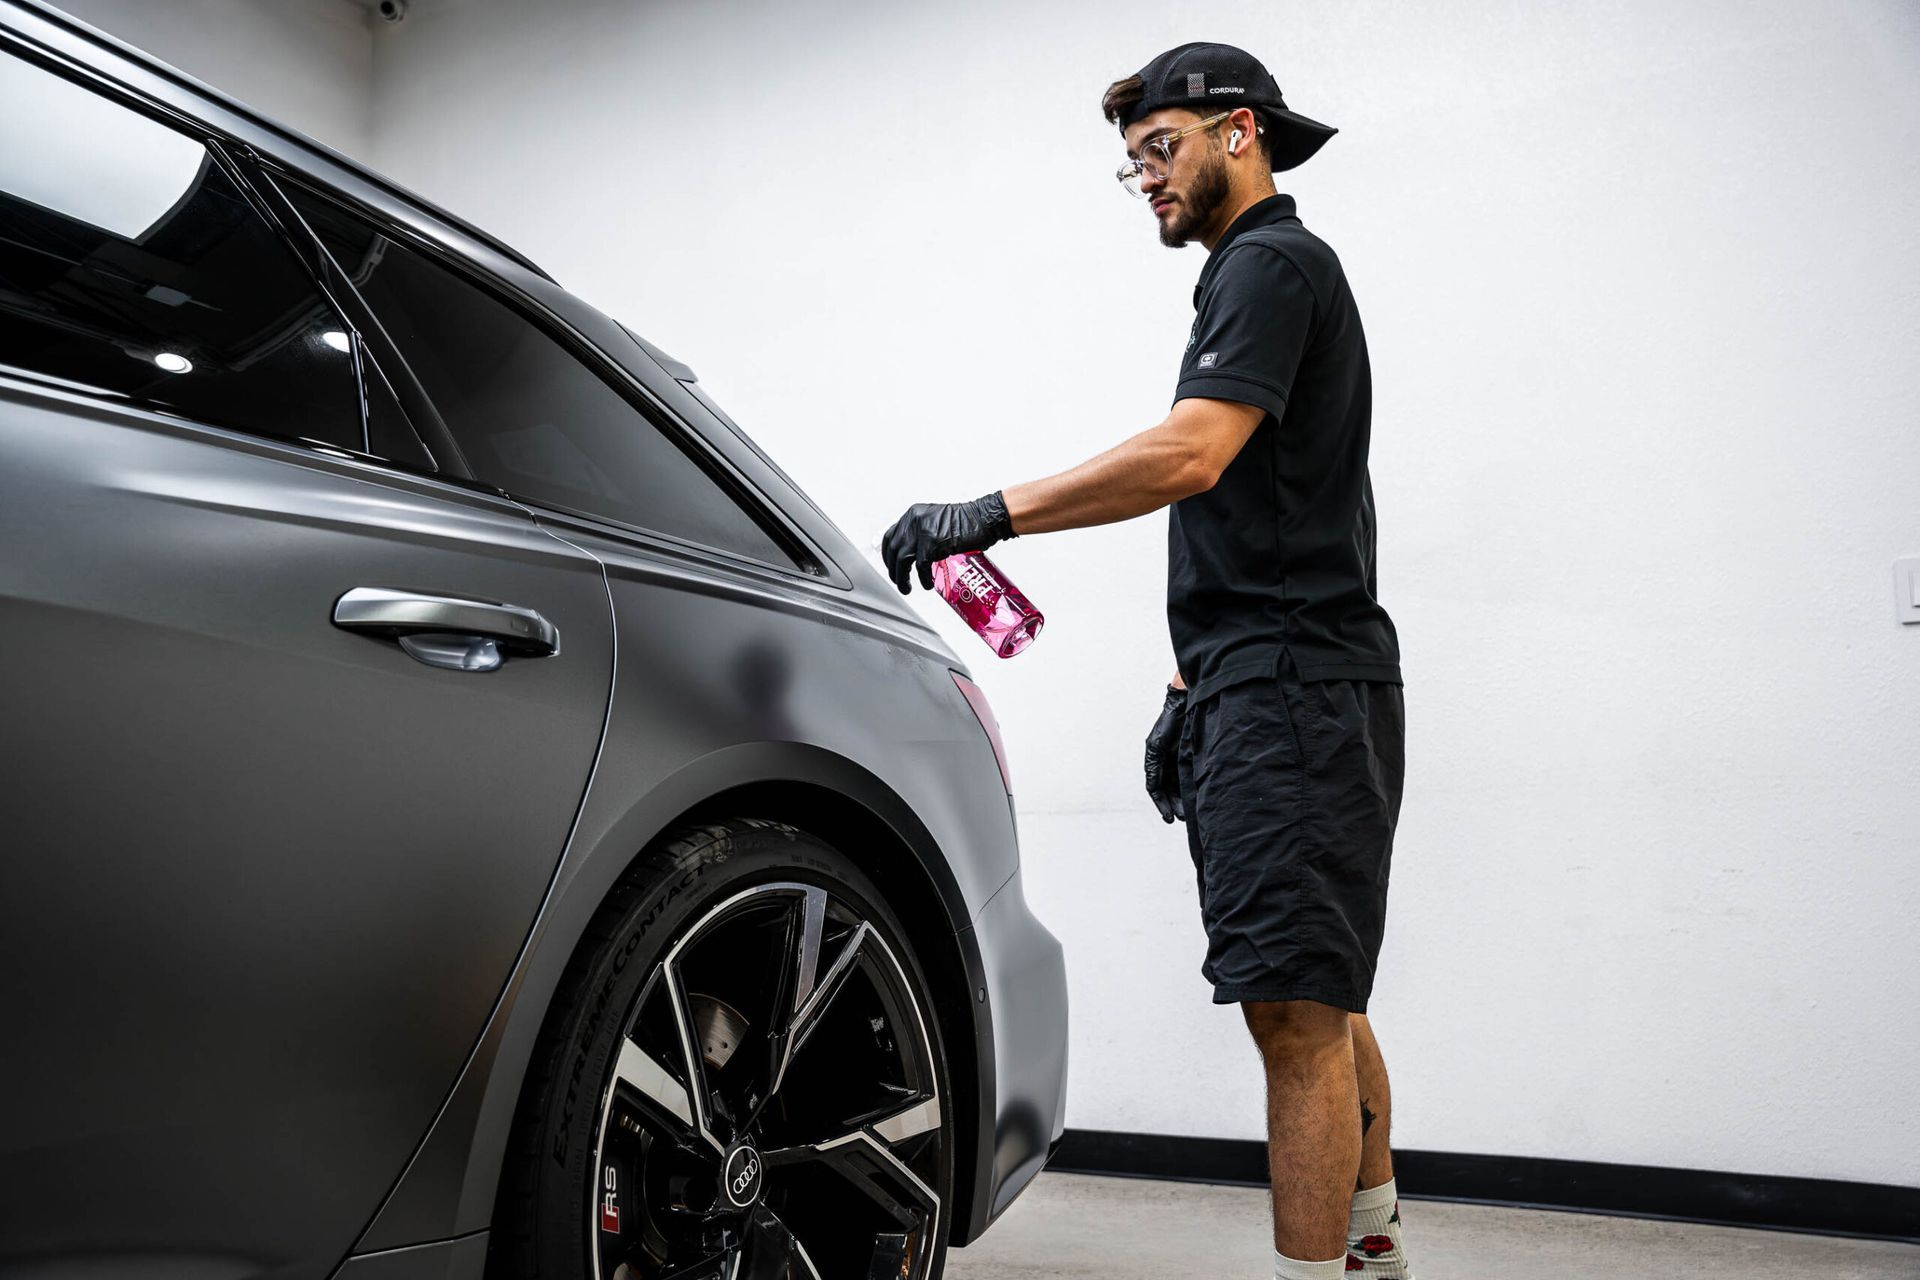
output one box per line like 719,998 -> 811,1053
283,184 -> 798,568
0,52 -> 362,451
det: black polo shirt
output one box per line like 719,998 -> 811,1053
1168,193 -> 1400,702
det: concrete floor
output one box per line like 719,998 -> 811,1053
946,1172 -> 1920,1280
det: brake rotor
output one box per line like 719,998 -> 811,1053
690,993 -> 749,1070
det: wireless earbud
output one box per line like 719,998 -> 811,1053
1229,129 -> 1243,152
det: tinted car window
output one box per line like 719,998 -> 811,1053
364,352 -> 434,469
284,184 -> 796,568
0,52 -> 362,451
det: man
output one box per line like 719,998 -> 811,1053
881,42 -> 1411,1280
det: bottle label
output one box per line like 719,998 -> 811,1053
955,559 -> 998,604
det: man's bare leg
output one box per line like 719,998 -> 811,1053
1242,999 -> 1362,1262
1345,1012 -> 1415,1275
1351,1012 -> 1394,1190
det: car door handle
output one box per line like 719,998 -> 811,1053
333,587 -> 560,672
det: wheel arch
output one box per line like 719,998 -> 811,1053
353,743 -> 1001,1257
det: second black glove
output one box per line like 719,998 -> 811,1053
1144,682 -> 1188,824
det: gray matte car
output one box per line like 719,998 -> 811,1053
0,5 -> 1068,1277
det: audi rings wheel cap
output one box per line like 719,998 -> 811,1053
720,1144 -> 762,1210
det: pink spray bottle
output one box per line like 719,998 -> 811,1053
872,536 -> 1044,659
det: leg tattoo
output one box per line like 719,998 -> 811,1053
1357,1098 -> 1377,1191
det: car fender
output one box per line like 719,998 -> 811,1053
352,739 -> 1000,1253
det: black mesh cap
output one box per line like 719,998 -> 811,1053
1116,41 -> 1337,172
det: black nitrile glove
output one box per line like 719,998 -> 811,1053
1144,682 -> 1187,823
879,491 -> 1016,595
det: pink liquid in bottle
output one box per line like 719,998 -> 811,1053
930,550 -> 1044,658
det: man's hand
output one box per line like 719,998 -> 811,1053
1144,682 -> 1188,823
879,492 -> 1016,594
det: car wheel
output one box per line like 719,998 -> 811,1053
490,818 -> 953,1280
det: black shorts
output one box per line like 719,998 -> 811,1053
1176,652 -> 1406,1012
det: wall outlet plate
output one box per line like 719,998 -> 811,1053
1897,558 -> 1920,625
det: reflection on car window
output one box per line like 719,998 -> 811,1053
0,51 -> 362,451
364,350 -> 434,469
283,183 -> 798,569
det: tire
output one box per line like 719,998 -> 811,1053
488,818 -> 954,1280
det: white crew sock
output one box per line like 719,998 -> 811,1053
1273,1249 -> 1348,1280
1345,1177 -> 1414,1278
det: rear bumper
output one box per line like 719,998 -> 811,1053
962,868 -> 1068,1239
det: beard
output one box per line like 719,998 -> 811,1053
1158,144 -> 1231,248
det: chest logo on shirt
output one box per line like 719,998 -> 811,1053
1197,351 -> 1218,368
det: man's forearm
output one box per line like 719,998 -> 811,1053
1000,421 -> 1212,535
996,423 -> 1203,692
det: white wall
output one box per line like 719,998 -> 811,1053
51,0 -> 375,157
52,0 -> 1920,1188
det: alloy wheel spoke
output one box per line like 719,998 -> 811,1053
790,1236 -> 825,1280
769,920 -> 872,1099
763,1130 -> 939,1230
742,888 -> 830,1134
738,1204 -> 819,1280
788,885 -> 829,1014
610,1036 -> 697,1136
867,1094 -> 942,1146
792,920 -> 871,1050
661,956 -> 729,1155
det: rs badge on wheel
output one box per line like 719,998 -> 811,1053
600,1162 -> 621,1234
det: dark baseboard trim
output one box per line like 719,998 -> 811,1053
1046,1130 -> 1920,1245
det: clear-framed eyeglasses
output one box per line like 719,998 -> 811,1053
1115,111 -> 1238,197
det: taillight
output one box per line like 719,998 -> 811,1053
950,671 -> 1012,793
